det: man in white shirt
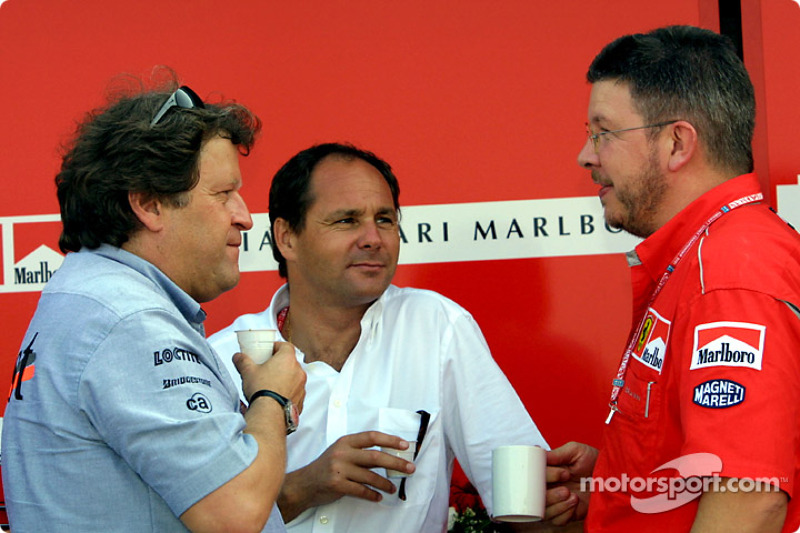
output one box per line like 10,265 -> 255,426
209,143 -> 548,533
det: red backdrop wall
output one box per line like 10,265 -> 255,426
1,0 -> 798,456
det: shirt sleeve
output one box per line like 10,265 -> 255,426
208,326 -> 247,403
440,310 -> 549,516
78,307 -> 259,516
677,288 -> 800,497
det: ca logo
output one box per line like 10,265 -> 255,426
186,393 -> 212,413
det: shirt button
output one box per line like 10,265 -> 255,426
333,400 -> 341,408
320,516 -> 329,524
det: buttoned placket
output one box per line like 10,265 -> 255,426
310,301 -> 382,532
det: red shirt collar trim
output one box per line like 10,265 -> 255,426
634,173 -> 762,280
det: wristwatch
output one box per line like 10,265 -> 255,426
249,389 -> 299,434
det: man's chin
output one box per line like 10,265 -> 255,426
349,278 -> 392,302
601,208 -> 619,228
215,270 -> 241,297
604,215 -> 624,232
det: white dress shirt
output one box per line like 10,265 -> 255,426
209,284 -> 547,533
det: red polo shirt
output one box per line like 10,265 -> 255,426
587,174 -> 800,531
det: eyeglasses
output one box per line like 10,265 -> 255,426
585,120 -> 678,153
150,85 -> 205,127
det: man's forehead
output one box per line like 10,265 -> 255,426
310,157 -> 388,193
197,137 -> 242,186
588,80 -> 638,122
312,153 -> 372,177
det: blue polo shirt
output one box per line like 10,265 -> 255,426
1,245 -> 285,532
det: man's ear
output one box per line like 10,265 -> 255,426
666,120 -> 698,172
128,191 -> 165,232
273,218 -> 297,261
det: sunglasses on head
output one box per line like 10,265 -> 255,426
150,85 -> 205,127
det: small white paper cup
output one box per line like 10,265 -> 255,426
491,445 -> 546,522
235,329 -> 277,364
382,441 -> 417,478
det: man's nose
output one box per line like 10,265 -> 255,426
577,138 -> 598,169
231,192 -> 254,231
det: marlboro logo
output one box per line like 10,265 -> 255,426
632,308 -> 671,374
690,322 -> 765,371
0,215 -> 62,293
14,245 -> 61,285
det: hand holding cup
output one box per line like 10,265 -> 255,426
235,329 -> 278,364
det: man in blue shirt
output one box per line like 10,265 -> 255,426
2,82 -> 306,532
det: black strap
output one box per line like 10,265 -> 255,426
399,410 -> 430,501
249,389 -> 288,407
11,332 -> 38,401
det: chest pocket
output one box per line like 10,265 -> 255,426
618,360 -> 661,419
615,304 -> 671,427
374,407 -> 440,507
613,357 -> 664,451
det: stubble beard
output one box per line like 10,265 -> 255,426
606,149 -> 667,239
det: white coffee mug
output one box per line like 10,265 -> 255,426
492,445 -> 546,522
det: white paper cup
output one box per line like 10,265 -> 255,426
492,445 -> 546,522
235,329 -> 277,364
382,441 -> 417,478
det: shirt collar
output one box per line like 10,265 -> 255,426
632,173 -> 763,281
274,283 -> 391,332
85,244 -> 207,326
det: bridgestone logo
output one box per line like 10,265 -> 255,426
163,376 -> 212,390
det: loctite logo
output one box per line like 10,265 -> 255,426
690,322 -> 765,371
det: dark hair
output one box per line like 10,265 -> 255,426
588,25 -> 755,174
56,81 -> 261,253
269,143 -> 400,278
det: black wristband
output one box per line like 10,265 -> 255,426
249,389 -> 288,407
248,389 -> 298,435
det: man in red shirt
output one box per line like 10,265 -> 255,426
545,25 -> 800,532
